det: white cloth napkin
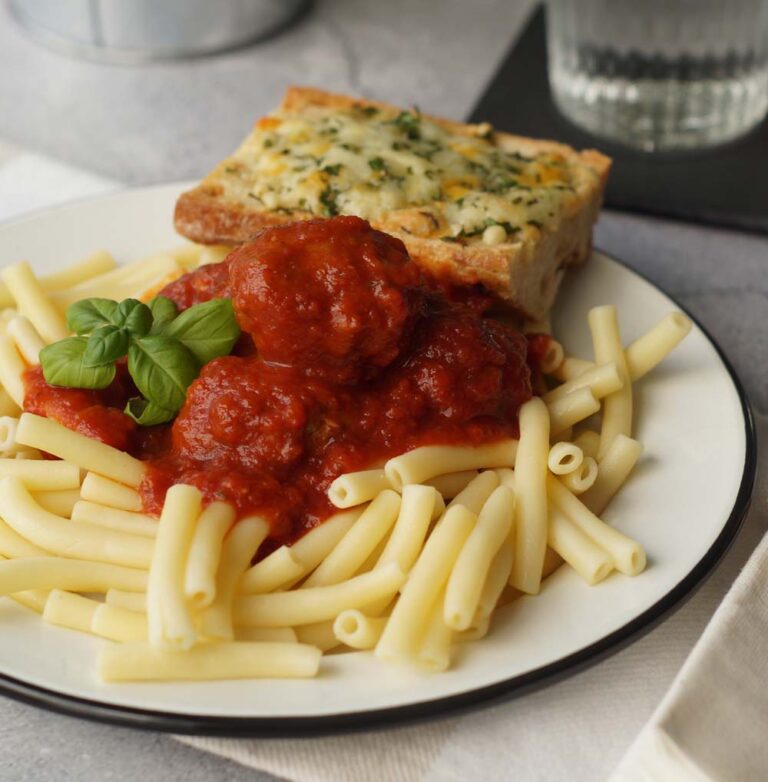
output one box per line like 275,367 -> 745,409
0,141 -> 117,223
1,147 -> 765,782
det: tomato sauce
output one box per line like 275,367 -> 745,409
23,216 -> 532,546
526,333 -> 554,373
25,363 -> 140,453
159,259 -> 232,310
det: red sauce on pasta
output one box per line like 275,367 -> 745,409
23,216 -> 532,546
23,363 -> 158,454
525,333 -> 554,373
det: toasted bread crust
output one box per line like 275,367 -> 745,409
174,87 -> 611,321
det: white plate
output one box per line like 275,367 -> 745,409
0,184 -> 756,735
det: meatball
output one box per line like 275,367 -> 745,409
228,216 -> 423,382
377,305 -> 531,428
171,357 -> 316,477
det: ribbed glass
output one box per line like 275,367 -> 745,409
546,0 -> 768,150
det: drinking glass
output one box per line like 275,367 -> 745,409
546,0 -> 768,150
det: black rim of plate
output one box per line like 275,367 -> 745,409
0,248 -> 757,737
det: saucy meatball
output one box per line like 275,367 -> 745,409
359,304 -> 531,446
227,216 -> 423,382
170,357 -> 317,476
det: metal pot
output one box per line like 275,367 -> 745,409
7,0 -> 310,62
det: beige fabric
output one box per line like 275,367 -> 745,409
612,503 -> 768,781
179,719 -> 455,782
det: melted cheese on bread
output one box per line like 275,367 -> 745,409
217,104 -> 601,246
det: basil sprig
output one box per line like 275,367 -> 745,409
39,295 -> 240,425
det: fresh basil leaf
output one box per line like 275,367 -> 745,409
148,296 -> 178,334
82,325 -> 129,367
163,299 -> 240,365
66,299 -> 119,335
123,303 -> 153,336
40,336 -> 116,390
128,336 -> 198,413
114,299 -> 152,336
124,397 -> 176,426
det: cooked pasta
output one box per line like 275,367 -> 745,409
538,338 -> 565,374
105,589 -> 147,613
547,508 -> 613,585
303,490 -> 401,588
0,416 -> 18,454
385,440 -> 517,490
446,470 -> 500,515
0,334 -> 26,408
0,477 -> 153,567
510,398 -> 550,594
553,312 -> 692,384
6,315 -> 45,365
328,469 -> 392,509
0,239 -> 690,684
43,589 -> 99,635
375,485 -> 440,572
444,485 -> 515,630
547,387 -> 601,436
547,442 -> 584,475
0,518 -> 48,558
0,262 -> 68,344
238,545 -> 305,595
234,562 -> 407,628
91,602 -> 148,642
333,610 -> 388,650
543,361 -> 623,403
375,506 -> 475,662
425,470 -> 479,499
99,641 -> 322,682
49,255 -> 182,313
15,413 -> 145,487
0,389 -> 20,418
625,312 -> 692,381
80,473 -> 143,513
199,516 -> 269,640
294,620 -> 341,652
581,435 -> 644,514
553,356 -> 595,382
0,250 -> 117,309
0,458 -> 80,490
589,305 -> 633,459
559,456 -> 598,495
572,430 -> 600,460
417,589 -> 453,671
32,489 -> 80,518
71,501 -> 158,538
0,557 -> 147,594
183,501 -> 235,607
547,475 -> 645,576
146,484 -> 202,650
474,529 -> 515,621
10,589 -> 49,614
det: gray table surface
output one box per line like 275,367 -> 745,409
0,1 -> 766,780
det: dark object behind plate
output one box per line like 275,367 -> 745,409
468,6 -> 768,234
